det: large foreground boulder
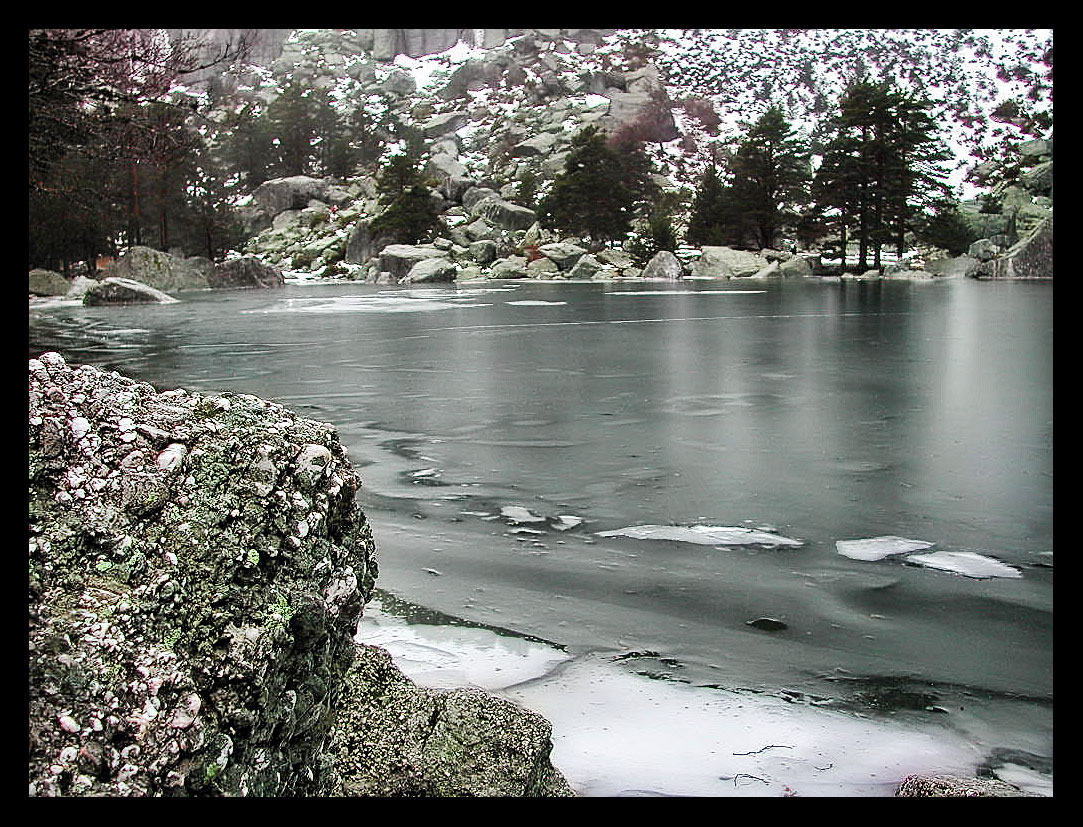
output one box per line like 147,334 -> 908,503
28,353 -> 571,797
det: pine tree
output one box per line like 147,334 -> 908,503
538,126 -> 655,245
684,164 -> 732,247
726,106 -> 811,249
370,149 -> 441,244
265,82 -> 318,177
812,80 -> 950,270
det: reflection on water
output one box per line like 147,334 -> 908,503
29,278 -> 1053,763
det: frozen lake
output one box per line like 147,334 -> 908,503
29,276 -> 1053,795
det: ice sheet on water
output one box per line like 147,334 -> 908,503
507,654 -> 977,797
905,551 -> 1022,579
836,536 -> 935,561
551,515 -> 583,531
609,289 -> 766,296
596,524 -> 803,547
501,505 -> 547,524
506,300 -> 568,306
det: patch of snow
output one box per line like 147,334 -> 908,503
509,654 -> 976,797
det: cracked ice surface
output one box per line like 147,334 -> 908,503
905,551 -> 1022,579
835,536 -> 935,561
596,524 -> 804,547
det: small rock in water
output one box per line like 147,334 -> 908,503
746,617 -> 788,632
551,515 -> 583,531
836,535 -> 935,561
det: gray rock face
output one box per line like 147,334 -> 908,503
690,246 -> 771,279
470,195 -> 538,231
29,268 -> 72,297
402,257 -> 458,283
378,244 -> 447,281
251,176 -> 334,220
28,354 -> 572,798
641,250 -> 684,280
537,242 -> 588,271
100,247 -> 211,293
979,216 -> 1053,279
209,256 -> 285,289
28,353 -> 376,797
83,277 -> 181,306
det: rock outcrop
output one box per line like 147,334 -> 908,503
690,246 -> 771,279
100,247 -> 212,293
209,256 -> 286,289
29,269 -> 72,297
28,353 -> 571,797
83,277 -> 181,306
896,774 -> 1041,797
325,645 -> 573,796
976,216 -> 1053,280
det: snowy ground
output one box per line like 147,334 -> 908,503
356,595 -> 1016,798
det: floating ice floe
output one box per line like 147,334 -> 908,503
501,505 -> 548,524
596,524 -> 803,547
835,536 -> 935,561
506,300 -> 568,306
905,551 -> 1022,579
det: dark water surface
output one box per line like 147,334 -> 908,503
29,277 -> 1053,767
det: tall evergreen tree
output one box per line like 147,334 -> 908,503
684,163 -> 731,247
812,80 -> 950,270
265,82 -> 319,177
538,126 -> 655,245
726,106 -> 811,249
370,148 -> 441,245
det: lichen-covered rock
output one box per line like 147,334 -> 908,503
29,352 -> 376,796
323,645 -> 574,797
28,353 -> 573,798
895,774 -> 1040,797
